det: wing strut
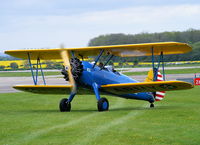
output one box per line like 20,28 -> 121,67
151,48 -> 166,81
27,53 -> 46,85
100,54 -> 114,70
92,49 -> 104,68
151,47 -> 155,77
161,52 -> 165,81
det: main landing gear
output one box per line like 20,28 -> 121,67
97,97 -> 109,112
59,96 -> 109,112
59,93 -> 76,112
59,98 -> 71,112
93,83 -> 109,112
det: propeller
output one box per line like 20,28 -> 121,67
60,48 -> 77,94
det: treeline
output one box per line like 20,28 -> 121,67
88,29 -> 200,62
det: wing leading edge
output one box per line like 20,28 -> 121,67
101,81 -> 193,95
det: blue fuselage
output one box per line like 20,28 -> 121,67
79,61 -> 154,103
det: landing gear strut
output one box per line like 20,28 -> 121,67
60,57 -> 82,112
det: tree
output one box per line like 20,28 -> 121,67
88,29 -> 200,61
10,62 -> 18,70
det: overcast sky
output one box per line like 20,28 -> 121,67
1,0 -> 200,53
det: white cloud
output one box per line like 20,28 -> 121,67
1,4 -> 200,52
79,4 -> 200,25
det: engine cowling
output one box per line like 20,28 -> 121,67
61,58 -> 83,82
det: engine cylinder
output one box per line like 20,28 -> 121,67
61,58 -> 83,82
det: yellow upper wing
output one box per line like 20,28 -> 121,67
5,42 -> 191,60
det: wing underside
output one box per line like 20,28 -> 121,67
13,85 -> 95,95
101,81 -> 193,95
14,85 -> 72,94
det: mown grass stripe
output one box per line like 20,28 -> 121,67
72,104 -> 147,145
11,98 -> 124,145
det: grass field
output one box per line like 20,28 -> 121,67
0,87 -> 200,145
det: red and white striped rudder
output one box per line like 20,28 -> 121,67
155,71 -> 166,101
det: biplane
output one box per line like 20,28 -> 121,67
5,42 -> 194,112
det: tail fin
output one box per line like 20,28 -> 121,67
155,71 -> 165,101
145,69 -> 166,101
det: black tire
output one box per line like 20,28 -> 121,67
97,97 -> 109,112
150,103 -> 154,108
59,98 -> 71,112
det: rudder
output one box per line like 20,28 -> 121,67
145,69 -> 166,101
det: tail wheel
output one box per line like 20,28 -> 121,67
97,97 -> 109,112
59,98 -> 71,112
61,58 -> 83,82
150,103 -> 154,108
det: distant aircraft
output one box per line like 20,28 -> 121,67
5,42 -> 194,112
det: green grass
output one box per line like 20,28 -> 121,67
0,87 -> 200,145
0,71 -> 61,77
123,68 -> 200,76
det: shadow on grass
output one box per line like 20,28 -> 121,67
110,107 -> 147,111
72,109 -> 97,112
70,105 -> 179,112
0,105 -> 180,114
109,105 -> 179,112
25,109 -> 59,113
0,109 -> 58,114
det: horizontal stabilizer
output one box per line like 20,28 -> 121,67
101,81 -> 193,95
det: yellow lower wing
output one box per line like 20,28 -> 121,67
101,81 -> 193,95
14,81 -> 193,95
14,85 -> 72,94
13,85 -> 94,95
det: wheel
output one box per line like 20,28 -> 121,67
59,98 -> 71,112
97,97 -> 109,112
150,103 -> 154,108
